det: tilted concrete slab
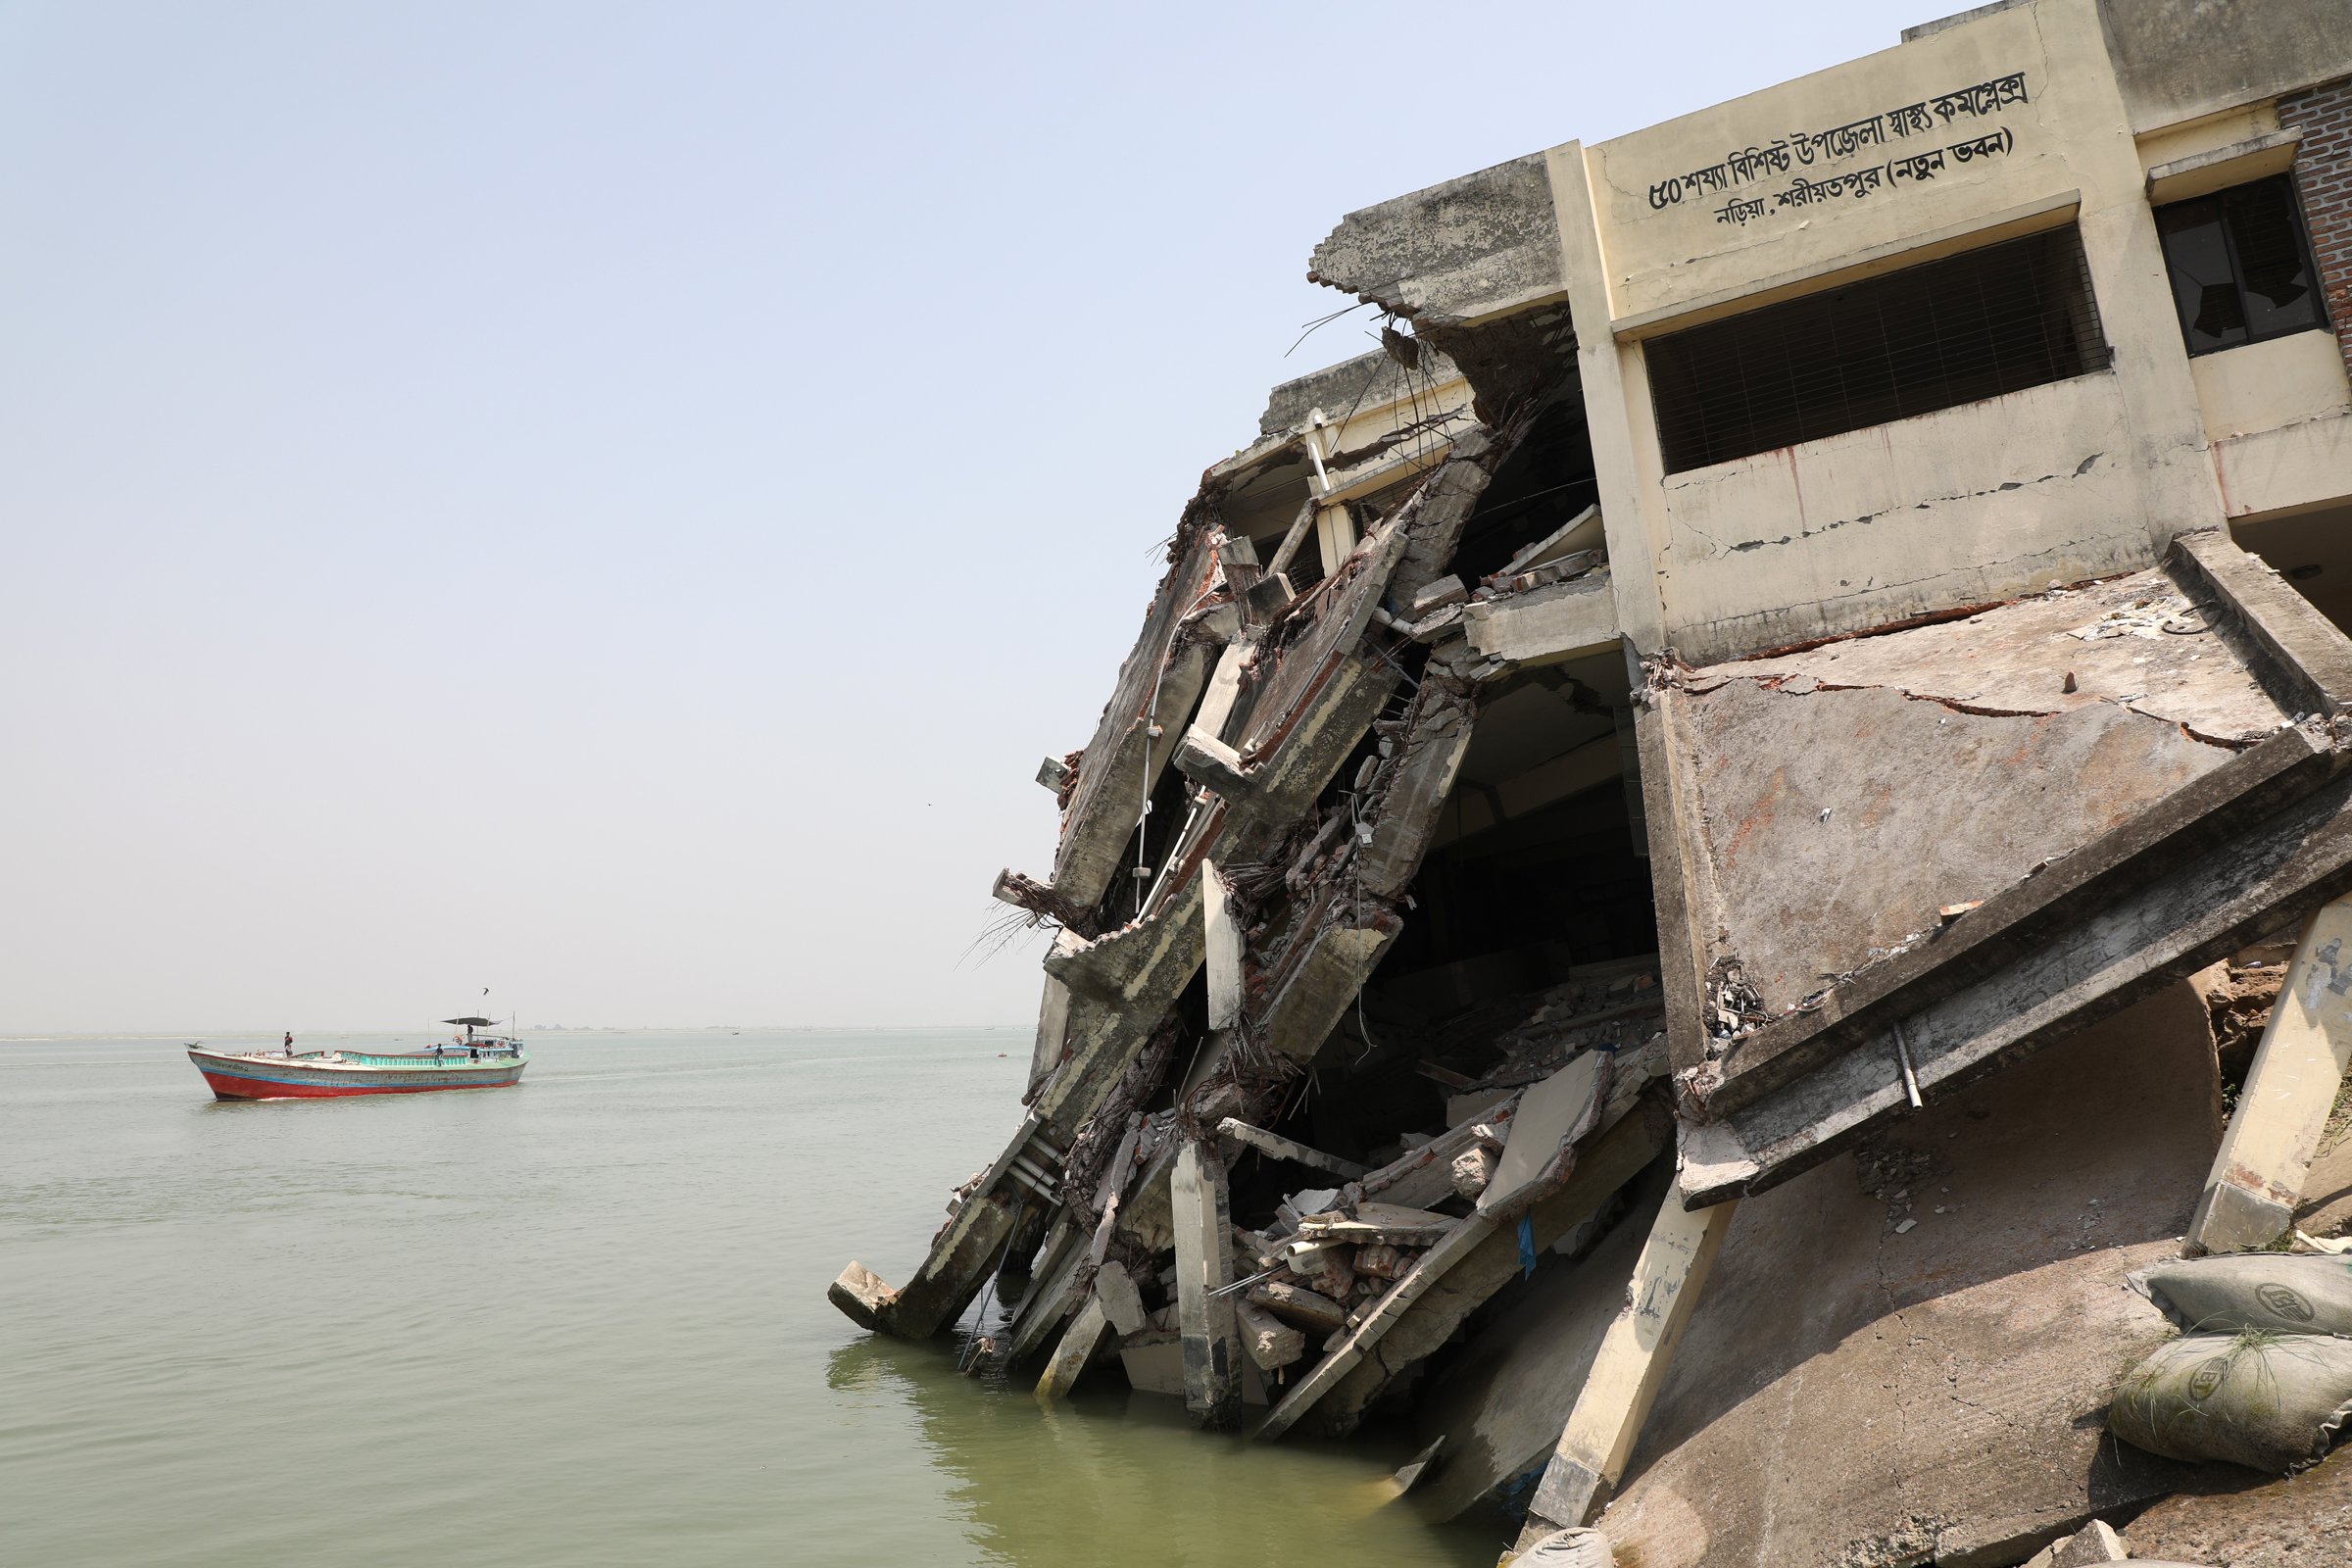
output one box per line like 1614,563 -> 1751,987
1480,1052 -> 1609,1219
1692,721 -> 2336,1121
1599,985 -> 2221,1568
1674,617 -> 2277,1019
2124,1446 -> 2352,1565
1356,653 -> 1478,899
1050,521 -> 1225,910
1669,535 -> 2352,1127
1689,763 -> 2352,1205
1252,902 -> 1402,1062
845,1113 -> 1068,1341
1034,874 -> 1206,1126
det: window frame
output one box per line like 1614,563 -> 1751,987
2152,172 -> 2333,360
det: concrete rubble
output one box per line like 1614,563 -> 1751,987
827,1 -> 2352,1561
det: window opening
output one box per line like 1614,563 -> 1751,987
2154,173 -> 2330,356
1647,225 -> 2110,473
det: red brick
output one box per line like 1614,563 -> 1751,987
2282,77 -> 2352,377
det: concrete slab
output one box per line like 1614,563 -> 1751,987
1597,983 -> 2222,1568
1726,567 -> 2290,746
2124,1446 -> 2352,1566
1481,1052 -> 1607,1219
2293,1127 -> 2352,1238
1464,571 -> 1620,672
1678,671 -> 2244,1015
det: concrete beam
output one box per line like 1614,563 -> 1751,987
1237,1298 -> 1305,1371
1173,728 -> 1257,803
1194,638 -> 1255,744
1514,1180 -> 1738,1546
1172,1141 -> 1245,1429
1633,690 -> 1717,1080
1214,1117 -> 1368,1181
826,1261 -> 896,1332
2189,892 -> 2352,1251
2171,525 -> 2352,720
1462,570 -> 1620,673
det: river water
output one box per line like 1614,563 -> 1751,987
1,1031 -> 1499,1566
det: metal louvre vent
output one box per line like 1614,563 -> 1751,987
1646,225 -> 2111,474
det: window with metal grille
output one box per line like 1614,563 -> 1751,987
2155,174 -> 2330,356
1646,225 -> 2111,474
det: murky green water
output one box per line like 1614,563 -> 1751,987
0,1031 -> 1496,1566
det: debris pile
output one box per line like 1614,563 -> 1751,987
832,354 -> 1695,1489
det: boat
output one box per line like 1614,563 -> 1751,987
187,1016 -> 529,1101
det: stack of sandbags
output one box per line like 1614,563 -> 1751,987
2108,1255 -> 2352,1473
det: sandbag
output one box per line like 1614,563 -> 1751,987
2130,1254 -> 2352,1336
2108,1330 -> 2352,1473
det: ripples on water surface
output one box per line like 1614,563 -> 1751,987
0,1032 -> 1497,1566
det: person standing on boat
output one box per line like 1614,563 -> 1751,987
283,1031 -> 293,1055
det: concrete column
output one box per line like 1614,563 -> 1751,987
1171,1140 -> 1244,1429
1202,861 -> 1243,1033
1034,1297 -> 1112,1402
2188,893 -> 2352,1252
1314,502 -> 1357,577
1542,140 -> 1668,656
1513,1178 -> 1737,1550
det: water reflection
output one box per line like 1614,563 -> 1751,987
827,1337 -> 1497,1568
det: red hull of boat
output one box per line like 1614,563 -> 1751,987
198,1070 -> 520,1101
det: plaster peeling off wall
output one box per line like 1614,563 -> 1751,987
1674,567 -> 2291,1013
1659,371 -> 2149,665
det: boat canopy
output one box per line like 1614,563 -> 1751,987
443,1016 -> 495,1027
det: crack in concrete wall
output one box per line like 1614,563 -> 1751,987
1678,453 -> 2109,560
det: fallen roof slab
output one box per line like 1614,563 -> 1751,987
1689,760 -> 2352,1205
1600,984 -> 2221,1567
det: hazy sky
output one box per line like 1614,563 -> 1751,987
1,0 -> 1925,1032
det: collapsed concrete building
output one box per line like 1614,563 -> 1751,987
833,1 -> 2352,1561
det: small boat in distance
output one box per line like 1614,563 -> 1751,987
187,1016 -> 529,1101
